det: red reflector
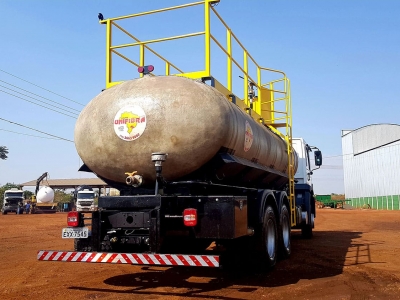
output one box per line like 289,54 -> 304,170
67,211 -> 80,227
183,208 -> 197,227
147,65 -> 154,72
138,66 -> 144,73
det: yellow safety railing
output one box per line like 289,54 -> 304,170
100,0 -> 296,226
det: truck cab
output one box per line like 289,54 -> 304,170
293,138 -> 323,185
292,138 -> 322,237
2,188 -> 24,215
76,190 -> 96,212
293,138 -> 313,185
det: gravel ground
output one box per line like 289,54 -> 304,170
1,208 -> 400,300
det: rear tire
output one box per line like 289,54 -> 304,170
301,224 -> 313,238
301,213 -> 314,239
259,205 -> 278,269
278,204 -> 291,258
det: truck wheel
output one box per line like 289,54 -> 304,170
301,224 -> 312,238
1,211 -> 6,215
301,213 -> 314,239
260,205 -> 278,269
278,204 -> 291,259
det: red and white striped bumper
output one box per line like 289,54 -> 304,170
37,250 -> 220,267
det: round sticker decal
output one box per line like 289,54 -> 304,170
244,120 -> 254,152
113,106 -> 147,141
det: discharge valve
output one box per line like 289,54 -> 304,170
151,152 -> 168,194
125,171 -> 143,187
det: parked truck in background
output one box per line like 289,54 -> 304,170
38,0 -> 322,270
2,188 -> 24,214
74,186 -> 96,212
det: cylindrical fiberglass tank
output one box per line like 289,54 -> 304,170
75,76 -> 297,187
37,186 -> 54,203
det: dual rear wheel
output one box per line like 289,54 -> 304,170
258,203 -> 291,269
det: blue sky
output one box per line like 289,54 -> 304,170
1,0 -> 399,194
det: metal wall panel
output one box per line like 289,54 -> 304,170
342,125 -> 400,202
352,124 -> 400,155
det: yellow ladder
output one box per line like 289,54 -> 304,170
288,137 -> 296,227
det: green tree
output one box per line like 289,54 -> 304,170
0,146 -> 8,160
54,189 -> 72,202
23,190 -> 33,200
53,189 -> 74,211
0,183 -> 20,208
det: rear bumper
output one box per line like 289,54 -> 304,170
37,250 -> 219,267
77,207 -> 95,212
2,208 -> 17,213
33,205 -> 57,213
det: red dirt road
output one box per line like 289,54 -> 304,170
1,209 -> 400,300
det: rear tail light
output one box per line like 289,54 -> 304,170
183,208 -> 197,227
67,211 -> 80,227
138,65 -> 154,74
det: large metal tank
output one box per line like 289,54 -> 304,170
75,76 -> 297,187
36,186 -> 54,203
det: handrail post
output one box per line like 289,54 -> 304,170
256,67 -> 261,115
139,44 -> 145,78
204,0 -> 211,76
243,51 -> 248,107
227,29 -> 232,91
106,20 -> 112,88
269,82 -> 275,122
165,62 -> 170,75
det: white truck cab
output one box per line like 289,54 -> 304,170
2,188 -> 24,215
292,138 -> 322,237
76,190 -> 96,212
293,138 -> 313,185
293,138 -> 322,185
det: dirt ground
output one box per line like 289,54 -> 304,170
1,208 -> 400,300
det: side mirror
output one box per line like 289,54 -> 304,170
314,150 -> 322,166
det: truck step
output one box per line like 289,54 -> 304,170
37,250 -> 219,268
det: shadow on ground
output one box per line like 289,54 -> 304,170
69,230 -> 379,299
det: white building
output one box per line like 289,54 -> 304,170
342,124 -> 400,210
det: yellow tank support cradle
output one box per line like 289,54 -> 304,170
99,0 -> 296,226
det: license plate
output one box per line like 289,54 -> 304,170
62,227 -> 89,239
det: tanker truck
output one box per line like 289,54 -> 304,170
38,0 -> 322,270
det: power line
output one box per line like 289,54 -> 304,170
0,89 -> 77,119
0,80 -> 81,113
0,128 -> 64,141
0,68 -> 84,106
0,117 -> 74,143
0,85 -> 79,116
